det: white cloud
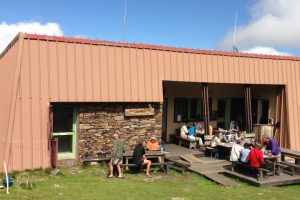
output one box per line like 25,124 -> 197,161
218,0 -> 300,54
0,21 -> 63,53
242,46 -> 291,56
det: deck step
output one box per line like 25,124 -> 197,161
180,154 -> 203,163
202,172 -> 239,187
189,165 -> 227,174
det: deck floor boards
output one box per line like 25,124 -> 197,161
165,144 -> 300,187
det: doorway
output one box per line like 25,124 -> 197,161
52,105 -> 77,159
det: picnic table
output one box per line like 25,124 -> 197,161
216,142 -> 234,160
263,154 -> 281,176
123,150 -> 167,171
281,148 -> 300,164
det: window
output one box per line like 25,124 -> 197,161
52,106 -> 77,159
252,99 -> 269,124
174,98 -> 202,122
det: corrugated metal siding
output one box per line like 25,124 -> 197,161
0,39 -> 19,172
1,34 -> 300,172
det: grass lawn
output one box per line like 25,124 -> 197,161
1,164 -> 300,200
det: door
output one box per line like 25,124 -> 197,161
52,106 -> 77,159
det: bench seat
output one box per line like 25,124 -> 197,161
232,161 -> 270,182
276,161 -> 300,176
177,136 -> 197,149
120,162 -> 174,174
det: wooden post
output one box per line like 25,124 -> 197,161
50,138 -> 58,169
245,85 -> 253,132
202,83 -> 210,135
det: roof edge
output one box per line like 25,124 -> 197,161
4,33 -> 300,61
0,32 -> 24,59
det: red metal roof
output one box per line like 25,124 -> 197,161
22,33 -> 300,61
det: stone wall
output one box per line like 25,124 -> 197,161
78,103 -> 162,161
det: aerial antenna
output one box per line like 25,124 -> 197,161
122,0 -> 127,42
233,10 -> 239,52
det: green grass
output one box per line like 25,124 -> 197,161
1,164 -> 300,200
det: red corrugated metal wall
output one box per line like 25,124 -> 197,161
1,34 -> 300,172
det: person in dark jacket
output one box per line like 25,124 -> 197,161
132,140 -> 152,177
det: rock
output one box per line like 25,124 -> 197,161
114,115 -> 124,121
50,168 -> 61,176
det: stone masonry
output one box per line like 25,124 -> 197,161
78,103 -> 162,161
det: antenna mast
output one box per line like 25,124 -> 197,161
233,10 -> 239,52
122,0 -> 127,42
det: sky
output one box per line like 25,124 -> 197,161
1,0 -> 300,56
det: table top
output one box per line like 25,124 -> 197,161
124,150 -> 166,157
217,142 -> 234,148
263,154 -> 281,159
281,148 -> 300,157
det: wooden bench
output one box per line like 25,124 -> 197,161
281,148 -> 300,165
120,162 -> 174,174
276,161 -> 300,176
231,161 -> 270,182
177,136 -> 197,149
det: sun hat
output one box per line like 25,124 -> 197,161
150,136 -> 157,140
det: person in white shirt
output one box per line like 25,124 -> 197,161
211,133 -> 222,147
180,122 -> 189,139
230,139 -> 244,162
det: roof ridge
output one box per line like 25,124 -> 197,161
2,32 -> 300,61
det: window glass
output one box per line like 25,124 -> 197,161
53,107 -> 73,132
174,98 -> 202,122
57,135 -> 73,153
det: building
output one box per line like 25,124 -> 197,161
0,33 -> 300,172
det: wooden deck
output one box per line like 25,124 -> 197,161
165,144 -> 238,187
224,170 -> 300,187
165,144 -> 300,187
165,144 -> 203,159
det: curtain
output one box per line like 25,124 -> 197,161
274,86 -> 290,148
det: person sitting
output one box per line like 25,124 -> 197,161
194,122 -> 204,134
180,122 -> 189,139
233,131 -> 245,142
230,139 -> 243,162
188,123 -> 203,146
132,140 -> 152,177
240,143 -> 251,164
224,130 -> 232,143
247,143 -> 265,170
211,133 -> 222,147
229,120 -> 239,133
146,136 -> 160,151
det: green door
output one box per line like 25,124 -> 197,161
52,106 -> 77,159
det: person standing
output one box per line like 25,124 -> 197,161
132,140 -> 152,177
263,134 -> 281,162
108,133 -> 125,178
